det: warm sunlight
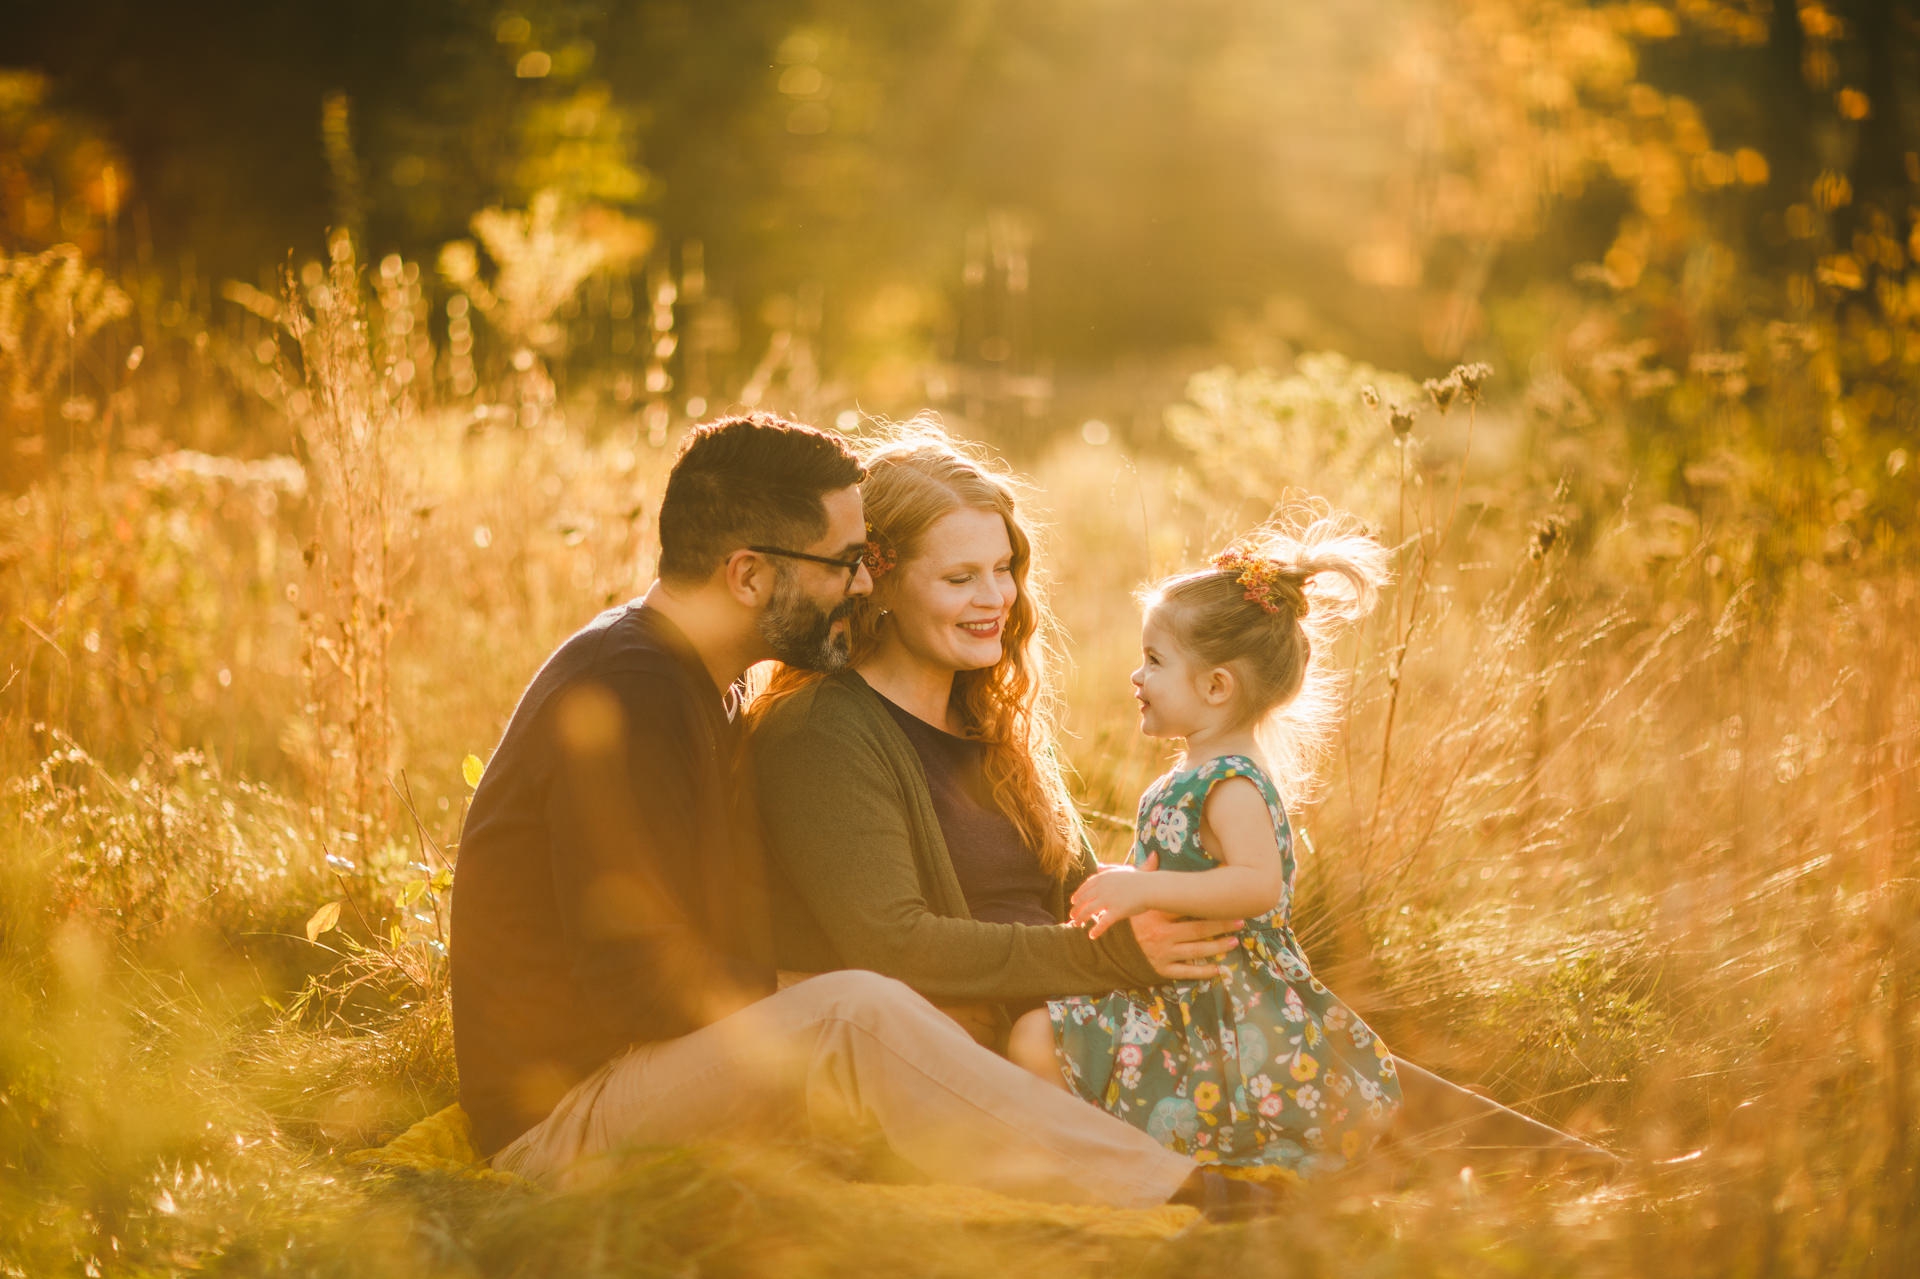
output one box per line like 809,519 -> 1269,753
4,1 -> 1916,1274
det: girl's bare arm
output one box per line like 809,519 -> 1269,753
1069,778 -> 1284,936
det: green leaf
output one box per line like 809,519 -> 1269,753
305,900 -> 343,943
462,753 -> 485,789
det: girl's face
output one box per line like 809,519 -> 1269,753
1130,607 -> 1217,739
881,506 -> 1018,674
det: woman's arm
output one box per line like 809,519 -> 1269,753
1069,777 -> 1283,938
754,690 -> 1164,1000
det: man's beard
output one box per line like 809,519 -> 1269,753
758,569 -> 858,671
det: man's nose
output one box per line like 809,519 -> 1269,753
848,562 -> 874,597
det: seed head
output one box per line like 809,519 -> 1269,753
1529,513 -> 1566,561
1454,362 -> 1493,400
1389,405 -> 1417,437
1360,384 -> 1381,409
1423,376 -> 1460,415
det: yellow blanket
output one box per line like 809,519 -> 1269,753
350,1105 -> 1240,1238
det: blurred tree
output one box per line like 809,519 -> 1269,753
6,0 -> 1917,570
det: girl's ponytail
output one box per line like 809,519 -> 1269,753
1149,504 -> 1390,804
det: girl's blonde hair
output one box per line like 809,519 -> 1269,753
1147,506 -> 1390,804
757,420 -> 1084,878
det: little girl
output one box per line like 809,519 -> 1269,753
1008,515 -> 1400,1175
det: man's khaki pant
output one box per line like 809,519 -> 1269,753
491,969 -> 1193,1209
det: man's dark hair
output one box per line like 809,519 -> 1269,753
657,413 -> 865,584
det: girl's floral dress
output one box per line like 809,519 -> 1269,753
1047,754 -> 1402,1174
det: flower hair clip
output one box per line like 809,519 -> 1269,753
862,524 -> 898,577
1211,547 -> 1300,617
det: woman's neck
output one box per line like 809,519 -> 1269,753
858,642 -> 960,733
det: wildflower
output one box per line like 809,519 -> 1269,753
1389,404 -> 1417,438
1423,375 -> 1460,414
862,524 -> 897,576
1212,546 -> 1301,616
1454,361 -> 1493,399
1359,384 -> 1381,408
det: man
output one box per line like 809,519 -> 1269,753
450,413 -> 1261,1212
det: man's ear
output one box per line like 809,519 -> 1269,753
721,550 -> 771,607
1201,665 -> 1238,707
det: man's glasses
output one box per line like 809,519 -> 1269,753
745,545 -> 866,590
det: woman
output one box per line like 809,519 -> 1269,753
752,427 -> 1199,1051
751,424 -> 1614,1173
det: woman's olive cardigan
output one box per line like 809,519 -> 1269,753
753,671 -> 1162,1003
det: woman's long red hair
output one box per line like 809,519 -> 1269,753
752,422 -> 1083,879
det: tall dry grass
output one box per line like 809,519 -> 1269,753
2,230 -> 1916,1276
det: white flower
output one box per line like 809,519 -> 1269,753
1295,1084 -> 1321,1113
1120,1006 -> 1160,1045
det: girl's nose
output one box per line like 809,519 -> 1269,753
1129,666 -> 1145,688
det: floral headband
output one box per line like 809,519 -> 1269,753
1211,547 -> 1303,618
862,524 -> 898,577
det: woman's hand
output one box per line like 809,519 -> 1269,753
1069,867 -> 1155,938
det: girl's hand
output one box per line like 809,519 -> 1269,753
1070,867 -> 1154,939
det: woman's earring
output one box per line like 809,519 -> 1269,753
877,608 -> 891,619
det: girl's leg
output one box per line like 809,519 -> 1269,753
1391,1059 -> 1621,1174
1007,1009 -> 1071,1091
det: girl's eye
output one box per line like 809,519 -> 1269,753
947,575 -> 972,585
994,563 -> 1013,575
